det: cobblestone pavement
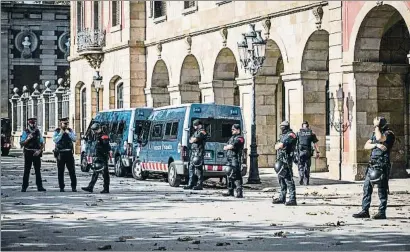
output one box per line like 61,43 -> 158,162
1,155 -> 410,251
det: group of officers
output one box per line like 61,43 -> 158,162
19,115 -> 395,220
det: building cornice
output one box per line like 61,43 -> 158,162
144,1 -> 328,47
1,3 -> 70,11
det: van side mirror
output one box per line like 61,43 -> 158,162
184,128 -> 190,131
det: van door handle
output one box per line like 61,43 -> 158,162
217,152 -> 224,158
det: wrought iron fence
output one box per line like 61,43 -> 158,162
62,90 -> 70,118
77,28 -> 106,52
27,98 -> 33,119
49,95 -> 56,131
16,100 -> 22,132
37,98 -> 43,133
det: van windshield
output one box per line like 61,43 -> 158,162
191,118 -> 241,143
134,120 -> 145,138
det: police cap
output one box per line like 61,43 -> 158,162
280,121 -> 290,127
27,118 -> 37,123
193,119 -> 202,126
378,116 -> 388,129
231,124 -> 241,130
91,123 -> 100,131
59,117 -> 69,123
302,121 -> 309,127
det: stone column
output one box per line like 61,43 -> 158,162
9,88 -> 20,133
281,73 -> 304,129
168,86 -> 182,105
41,81 -> 53,132
198,81 -> 215,103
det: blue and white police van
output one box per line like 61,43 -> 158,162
80,107 -> 153,177
131,103 -> 247,187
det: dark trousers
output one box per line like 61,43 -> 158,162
278,162 -> 296,202
88,163 -> 110,190
298,151 -> 311,180
227,161 -> 243,193
187,155 -> 204,187
22,151 -> 43,190
361,170 -> 388,215
57,151 -> 77,190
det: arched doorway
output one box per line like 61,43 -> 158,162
180,55 -> 201,103
213,48 -> 239,105
151,60 -> 170,107
109,75 -> 121,109
74,81 -> 85,153
301,30 -> 330,172
354,4 -> 410,178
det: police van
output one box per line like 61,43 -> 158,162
80,108 -> 153,177
131,103 -> 247,187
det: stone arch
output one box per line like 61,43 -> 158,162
179,55 -> 201,103
74,81 -> 85,136
300,29 -> 330,172
151,60 -> 170,107
109,75 -> 121,109
253,40 -> 286,167
212,48 -> 239,105
353,4 -> 410,178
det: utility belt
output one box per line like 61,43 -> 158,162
368,156 -> 390,174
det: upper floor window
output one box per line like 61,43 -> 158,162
184,1 -> 195,9
76,1 -> 84,32
93,1 -> 101,30
154,1 -> 166,18
112,1 -> 121,27
182,1 -> 197,15
116,83 -> 123,109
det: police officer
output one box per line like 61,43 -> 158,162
81,123 -> 111,194
296,121 -> 320,185
272,121 -> 297,206
353,116 -> 395,220
222,124 -> 245,198
184,119 -> 208,190
53,117 -> 77,192
20,118 -> 46,192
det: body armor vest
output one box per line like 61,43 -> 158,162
25,129 -> 41,150
298,128 -> 312,151
227,135 -> 244,162
191,129 -> 206,155
55,129 -> 73,151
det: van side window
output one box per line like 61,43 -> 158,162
117,120 -> 125,136
141,121 -> 151,142
134,120 -> 144,138
151,123 -> 164,140
164,121 -> 178,139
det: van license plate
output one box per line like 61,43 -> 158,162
204,152 -> 212,159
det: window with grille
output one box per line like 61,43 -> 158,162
94,1 -> 100,30
76,1 -> 83,32
154,1 -> 166,18
112,1 -> 121,27
184,1 -> 195,9
116,83 -> 123,109
81,88 -> 87,133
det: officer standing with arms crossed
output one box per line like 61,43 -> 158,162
353,116 -> 395,219
82,123 -> 111,194
184,119 -> 208,190
272,121 -> 297,206
20,118 -> 46,192
296,121 -> 320,185
222,124 -> 245,198
53,117 -> 77,192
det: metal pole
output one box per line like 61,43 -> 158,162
247,75 -> 261,184
339,119 -> 342,181
96,89 -> 100,113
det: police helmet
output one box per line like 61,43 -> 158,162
302,121 -> 309,128
378,117 -> 388,130
368,166 -> 384,185
280,121 -> 290,127
191,156 -> 203,167
224,165 -> 233,176
274,160 -> 288,177
92,158 -> 104,172
232,124 -> 241,130
193,119 -> 202,127
91,123 -> 100,131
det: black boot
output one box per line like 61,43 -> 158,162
372,212 -> 386,220
60,189 -> 65,192
299,178 -> 303,185
352,210 -> 370,218
193,185 -> 203,190
183,185 -> 193,190
272,198 -> 285,204
305,178 -> 309,186
100,189 -> 109,194
81,187 -> 93,193
21,187 -> 27,192
285,201 -> 297,206
222,189 -> 234,197
234,180 -> 243,198
37,187 -> 47,192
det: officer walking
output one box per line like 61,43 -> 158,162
222,124 -> 245,198
81,123 -> 111,194
184,119 -> 208,190
272,121 -> 297,206
20,118 -> 46,192
353,116 -> 395,219
53,117 -> 77,192
296,121 -> 320,185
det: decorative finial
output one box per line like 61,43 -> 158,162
13,87 -> 19,94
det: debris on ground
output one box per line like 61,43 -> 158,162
77,217 -> 87,220
50,215 -> 60,219
14,202 -> 25,205
97,245 -> 112,250
86,203 -> 98,207
116,236 -> 134,242
177,236 -> 193,242
153,246 -> 166,250
66,211 -> 74,214
18,236 -> 27,239
152,234 -> 161,238
270,223 -> 277,226
306,212 -> 317,215
262,187 -> 276,192
192,240 -> 200,244
216,242 -> 230,246
273,231 -> 287,238
53,231 -> 62,233
214,217 -> 222,221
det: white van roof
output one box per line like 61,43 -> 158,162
152,103 -> 241,111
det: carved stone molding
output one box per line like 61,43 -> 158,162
58,31 -> 70,58
262,19 -> 271,38
15,26 -> 38,59
312,6 -> 324,30
156,43 -> 162,59
83,53 -> 104,70
185,35 -> 192,54
220,27 -> 228,47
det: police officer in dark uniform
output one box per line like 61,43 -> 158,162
53,117 -> 77,192
222,124 -> 245,198
296,121 -> 320,185
184,119 -> 208,190
272,121 -> 297,206
81,123 -> 111,194
20,118 -> 46,192
353,116 -> 395,219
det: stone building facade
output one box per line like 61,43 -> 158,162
1,2 -> 70,119
70,1 -> 410,181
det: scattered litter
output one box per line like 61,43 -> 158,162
334,241 -> 342,245
66,211 -> 74,214
97,245 -> 112,250
153,246 -> 166,250
192,240 -> 200,244
18,236 -> 27,239
152,234 -> 161,238
77,217 -> 87,220
270,223 -> 277,226
214,217 -> 222,221
116,236 -> 134,242
53,230 -> 62,233
311,191 -> 319,196
323,187 -> 328,189
216,242 -> 230,246
306,212 -> 317,215
86,203 -> 98,207
262,188 -> 276,192
14,202 -> 25,205
273,231 -> 287,238
177,236 -> 193,242
50,215 -> 60,219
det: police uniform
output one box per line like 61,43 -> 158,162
273,121 -> 297,205
20,118 -> 46,192
184,119 -> 208,190
297,122 -> 319,185
223,124 -> 245,198
82,123 -> 111,193
53,117 -> 77,192
353,121 -> 395,220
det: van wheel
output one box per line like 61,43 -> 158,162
168,163 -> 181,187
1,148 -> 9,156
80,153 -> 90,172
114,156 -> 126,177
132,160 -> 148,180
